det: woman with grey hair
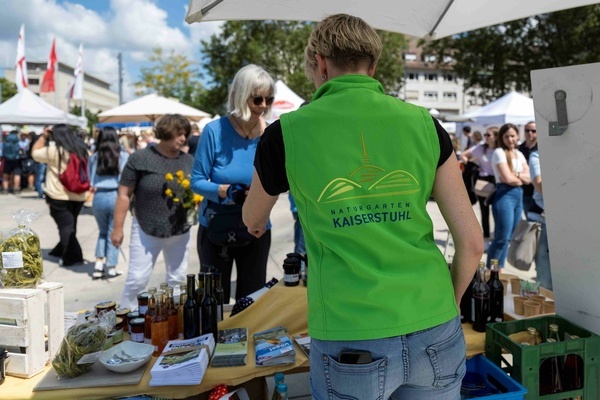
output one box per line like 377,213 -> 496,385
190,64 -> 275,303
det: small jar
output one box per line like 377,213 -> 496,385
282,256 -> 301,286
137,292 -> 149,316
95,300 -> 117,317
129,318 -> 145,343
115,308 -> 130,332
127,311 -> 140,332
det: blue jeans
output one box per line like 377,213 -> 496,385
34,162 -> 46,198
292,211 -> 306,254
310,317 -> 465,400
528,212 -> 552,290
487,184 -> 523,268
92,189 -> 119,267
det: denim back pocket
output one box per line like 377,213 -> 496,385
323,355 -> 387,400
425,325 -> 466,388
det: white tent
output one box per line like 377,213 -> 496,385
98,93 -> 211,123
0,88 -> 87,127
186,0 -> 596,39
267,80 -> 305,124
461,91 -> 535,126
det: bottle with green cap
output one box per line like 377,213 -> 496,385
271,372 -> 285,400
276,383 -> 288,400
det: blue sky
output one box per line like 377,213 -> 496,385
0,0 -> 222,101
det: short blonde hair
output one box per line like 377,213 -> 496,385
304,14 -> 382,79
227,64 -> 276,121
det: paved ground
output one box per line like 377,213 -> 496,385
0,189 -> 534,399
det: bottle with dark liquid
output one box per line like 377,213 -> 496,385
471,262 -> 490,332
539,338 -> 563,395
213,272 -> 224,322
144,287 -> 157,344
487,259 -> 504,323
183,274 -> 199,338
165,286 -> 178,340
201,272 -> 218,342
177,288 -> 186,339
460,270 -> 477,324
563,335 -> 583,399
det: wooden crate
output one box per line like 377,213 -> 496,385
0,282 -> 64,378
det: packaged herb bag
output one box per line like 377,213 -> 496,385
0,209 -> 44,288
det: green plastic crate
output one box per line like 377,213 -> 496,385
485,315 -> 600,400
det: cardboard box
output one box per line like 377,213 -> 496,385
0,282 -> 64,378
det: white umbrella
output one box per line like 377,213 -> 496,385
461,91 -> 534,126
98,93 -> 211,123
266,80 -> 305,124
186,0 -> 596,39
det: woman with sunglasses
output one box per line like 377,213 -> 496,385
191,64 -> 276,303
461,127 -> 499,244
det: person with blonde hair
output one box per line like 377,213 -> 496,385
191,64 -> 275,303
242,14 -> 483,399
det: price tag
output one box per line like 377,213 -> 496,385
1,251 -> 24,269
77,351 -> 102,365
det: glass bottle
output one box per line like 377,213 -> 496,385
563,335 -> 583,398
183,274 -> 199,339
471,262 -> 490,332
487,259 -> 504,323
213,272 -> 225,322
177,288 -> 186,339
271,372 -> 285,400
165,287 -> 178,340
275,383 -> 289,400
539,338 -> 563,395
201,272 -> 218,342
151,290 -> 169,356
548,323 -> 560,342
460,270 -> 477,324
144,287 -> 157,344
526,327 -> 541,346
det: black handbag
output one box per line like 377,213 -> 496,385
205,201 -> 255,247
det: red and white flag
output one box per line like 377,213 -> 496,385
66,43 -> 83,100
15,24 -> 28,91
40,37 -> 58,93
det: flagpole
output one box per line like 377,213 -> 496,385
81,71 -> 85,118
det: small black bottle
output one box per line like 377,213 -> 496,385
487,259 -> 504,323
201,272 -> 218,342
183,274 -> 199,339
471,262 -> 490,333
460,271 -> 477,323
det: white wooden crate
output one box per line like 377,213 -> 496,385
0,282 -> 64,378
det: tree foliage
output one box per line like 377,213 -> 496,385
0,78 -> 17,103
70,105 -> 99,133
134,48 -> 203,105
422,4 -> 600,102
199,21 -> 406,115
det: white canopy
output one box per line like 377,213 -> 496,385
0,88 -> 87,127
186,0 -> 597,39
267,80 -> 305,124
462,91 -> 535,126
98,93 -> 211,123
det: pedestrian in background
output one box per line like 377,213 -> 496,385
88,126 -> 129,280
487,123 -> 530,268
242,14 -> 483,399
111,114 -> 194,310
518,121 -> 538,215
31,124 -> 89,266
191,64 -> 275,303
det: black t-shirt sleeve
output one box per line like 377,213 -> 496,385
433,116 -> 453,167
254,120 -> 289,196
254,116 -> 454,196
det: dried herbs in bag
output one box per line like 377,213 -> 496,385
0,209 -> 44,288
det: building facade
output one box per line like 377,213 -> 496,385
5,61 -> 119,114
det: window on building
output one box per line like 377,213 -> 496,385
443,92 -> 457,102
28,78 -> 40,85
406,90 -> 419,100
404,53 -> 417,62
424,91 -> 438,101
427,74 -> 437,81
407,73 -> 417,80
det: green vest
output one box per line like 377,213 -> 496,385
281,75 -> 457,340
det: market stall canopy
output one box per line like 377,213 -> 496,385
266,80 -> 305,124
185,0 -> 597,39
461,91 -> 534,126
98,93 -> 211,123
0,88 -> 87,127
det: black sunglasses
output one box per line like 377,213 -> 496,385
525,129 -> 537,133
252,96 -> 275,106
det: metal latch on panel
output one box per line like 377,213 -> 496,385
549,90 -> 568,136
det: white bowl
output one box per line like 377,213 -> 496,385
99,341 -> 154,373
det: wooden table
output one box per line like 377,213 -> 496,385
0,282 -> 487,400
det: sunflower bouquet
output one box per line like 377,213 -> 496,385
164,170 -> 204,225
